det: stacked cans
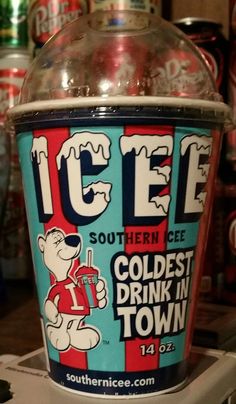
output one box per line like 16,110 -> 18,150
173,17 -> 229,303
27,0 -> 161,58
28,0 -> 88,57
174,17 -> 228,101
219,0 -> 236,305
0,0 -> 31,281
174,12 -> 236,306
228,0 -> 236,166
87,0 -> 161,14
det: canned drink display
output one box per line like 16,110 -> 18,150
0,49 -> 29,121
174,17 -> 228,102
219,0 -> 236,305
0,123 -> 10,301
88,0 -> 161,14
28,0 -> 88,56
146,48 -> 213,98
0,0 -> 28,48
0,49 -> 32,280
0,124 -> 10,227
198,180 -> 225,302
228,1 -> 236,169
9,10 -> 232,398
90,35 -> 148,96
221,177 -> 236,305
230,0 -> 236,39
174,17 -> 229,304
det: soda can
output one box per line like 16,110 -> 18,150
221,179 -> 236,305
198,180 -> 225,302
0,49 -> 32,280
227,2 -> 236,169
76,249 -> 99,308
88,0 -> 161,15
230,0 -> 236,39
174,17 -> 228,102
90,35 -> 148,96
28,0 -> 88,57
146,48 -> 216,98
220,2 -> 236,304
0,0 -> 28,48
0,49 -> 29,123
0,123 -> 10,301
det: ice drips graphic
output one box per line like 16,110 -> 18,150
56,132 -> 111,168
181,135 -> 212,212
31,132 -> 112,222
56,132 -> 112,218
120,134 -> 173,217
31,136 -> 48,162
120,134 -> 173,157
31,136 -> 53,216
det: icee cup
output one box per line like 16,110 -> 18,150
8,10 -> 233,399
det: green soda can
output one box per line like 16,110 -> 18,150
0,0 -> 28,48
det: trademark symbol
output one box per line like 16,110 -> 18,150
103,340 -> 110,345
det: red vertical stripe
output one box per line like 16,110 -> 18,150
184,129 -> 221,358
125,338 -> 160,371
34,128 -> 87,369
124,125 -> 173,372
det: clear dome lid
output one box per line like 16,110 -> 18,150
19,10 -> 221,105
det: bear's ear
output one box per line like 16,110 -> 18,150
38,236 -> 45,252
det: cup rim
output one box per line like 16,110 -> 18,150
8,96 -> 232,122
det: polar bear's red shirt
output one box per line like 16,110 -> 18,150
47,277 -> 90,316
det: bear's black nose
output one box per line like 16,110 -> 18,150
65,235 -> 81,247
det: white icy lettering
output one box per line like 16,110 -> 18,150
31,136 -> 53,216
181,135 -> 212,213
56,132 -> 112,218
120,134 -> 173,217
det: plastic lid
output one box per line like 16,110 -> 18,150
18,10 -> 221,105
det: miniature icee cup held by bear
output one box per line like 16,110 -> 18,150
8,10 -> 233,399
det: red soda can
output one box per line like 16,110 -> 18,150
229,0 -> 236,105
0,49 -> 29,122
76,249 -> 99,308
219,1 -> 236,304
198,180 -> 225,302
0,49 -> 31,280
88,0 -> 161,15
227,2 -> 236,170
90,14 -> 149,96
174,18 -> 228,102
146,47 -> 215,98
28,0 -> 88,56
221,178 -> 236,305
230,0 -> 236,39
